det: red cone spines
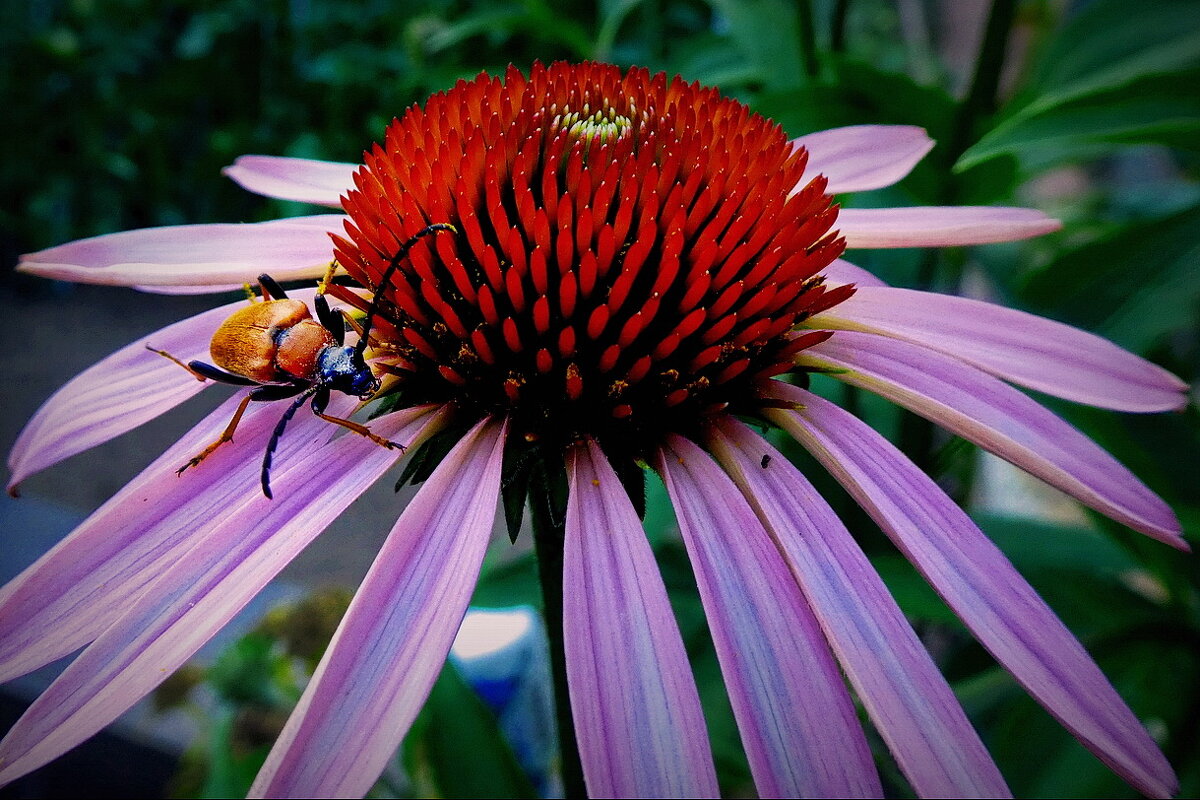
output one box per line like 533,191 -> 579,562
336,62 -> 852,452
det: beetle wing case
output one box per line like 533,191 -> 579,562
210,299 -> 312,384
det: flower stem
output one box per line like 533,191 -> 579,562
529,461 -> 588,799
830,0 -> 851,53
797,0 -> 820,78
956,0 -> 1018,149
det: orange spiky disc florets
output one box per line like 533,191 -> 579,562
332,61 -> 850,456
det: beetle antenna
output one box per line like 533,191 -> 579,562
354,223 -> 457,362
261,385 -> 320,499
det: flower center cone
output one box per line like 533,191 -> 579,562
331,61 -> 853,461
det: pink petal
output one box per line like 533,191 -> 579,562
838,206 -> 1061,248
792,125 -> 935,194
566,440 -> 718,799
814,286 -> 1187,412
0,406 -> 442,787
223,155 -> 356,207
249,418 -> 506,798
9,287 -> 309,490
767,383 -> 1178,799
708,419 -> 1011,799
655,436 -> 880,798
0,392 -> 340,683
16,215 -> 344,288
801,331 -> 1185,547
822,258 -> 888,288
133,283 -> 247,294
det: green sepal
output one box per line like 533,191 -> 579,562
499,435 -> 538,544
394,424 -> 467,490
613,457 -> 647,520
528,452 -> 569,536
501,470 -> 530,545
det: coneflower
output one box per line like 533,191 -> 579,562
2,62 -> 1186,798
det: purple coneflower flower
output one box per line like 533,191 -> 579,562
1,62 -> 1188,798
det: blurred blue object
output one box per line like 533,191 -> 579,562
450,606 -> 561,797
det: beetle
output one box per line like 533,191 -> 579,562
149,222 -> 456,498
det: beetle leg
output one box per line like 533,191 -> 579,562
322,413 -> 406,450
310,386 -> 405,451
145,346 -> 212,382
147,346 -> 260,387
250,382 -> 309,401
314,411 -> 407,451
258,274 -> 288,301
261,385 -> 320,499
314,294 -> 345,346
176,382 -> 308,480
187,359 -> 260,386
176,393 -> 254,475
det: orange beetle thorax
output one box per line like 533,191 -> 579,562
209,299 -> 335,384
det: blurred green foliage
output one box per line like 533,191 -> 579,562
157,590 -> 538,798
7,0 -> 1200,796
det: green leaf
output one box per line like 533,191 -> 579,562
198,709 -> 267,799
964,632 -> 1200,798
641,469 -> 677,547
423,2 -> 593,60
959,69 -> 1200,171
654,539 -> 708,643
1035,0 -> 1200,98
424,7 -> 532,53
473,551 -> 541,609
755,58 -> 956,142
691,646 -> 753,795
207,633 -> 286,708
414,662 -> 538,799
959,0 -> 1200,170
594,0 -> 646,61
954,154 -> 1019,205
971,513 -> 1137,578
666,32 -> 757,91
707,0 -> 805,91
872,553 -> 959,625
754,58 -> 962,208
753,84 -> 864,136
1019,204 -> 1200,353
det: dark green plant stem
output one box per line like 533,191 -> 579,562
916,0 -> 1018,291
906,0 -> 1017,471
529,474 -> 588,800
831,0 -> 851,53
953,0 -> 1018,156
642,0 -> 664,62
840,381 -> 861,419
797,0 -> 820,78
